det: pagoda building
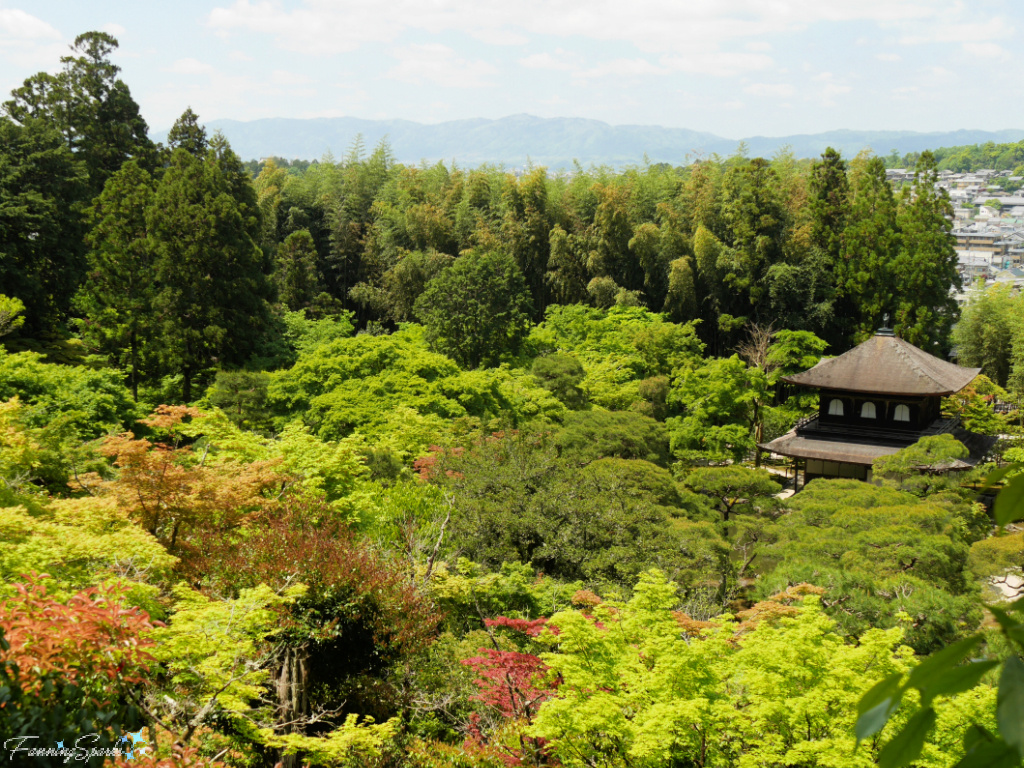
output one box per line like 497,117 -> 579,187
759,329 -> 996,486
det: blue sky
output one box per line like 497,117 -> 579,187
0,0 -> 1020,138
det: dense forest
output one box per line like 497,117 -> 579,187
3,31 -> 1024,768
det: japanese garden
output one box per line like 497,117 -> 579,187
5,31 -> 1024,768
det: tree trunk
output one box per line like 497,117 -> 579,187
182,365 -> 192,404
275,645 -> 310,768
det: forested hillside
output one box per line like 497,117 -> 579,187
885,140 -> 1024,175
3,32 -> 1024,768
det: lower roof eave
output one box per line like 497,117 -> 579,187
758,435 -> 901,465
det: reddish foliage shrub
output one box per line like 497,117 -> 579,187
484,617 -> 549,638
461,649 -> 551,719
186,506 -> 441,722
0,576 -> 156,694
95,406 -> 281,556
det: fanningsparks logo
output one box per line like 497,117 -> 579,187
3,730 -> 151,762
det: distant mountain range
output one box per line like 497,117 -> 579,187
151,115 -> 1024,168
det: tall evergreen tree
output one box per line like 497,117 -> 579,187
892,151 -> 960,351
276,229 -> 322,312
0,117 -> 88,328
3,32 -> 154,197
808,148 -> 850,261
75,160 -> 157,400
841,155 -> 901,344
414,250 -> 532,369
166,107 -> 208,157
149,141 -> 273,402
720,158 -> 787,323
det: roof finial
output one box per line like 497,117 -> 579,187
877,313 -> 895,337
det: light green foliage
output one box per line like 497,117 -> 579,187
282,308 -> 355,354
682,466 -> 781,526
0,350 -> 134,490
260,714 -> 398,767
0,294 -> 25,337
857,473 -> 1024,767
530,569 -> 985,768
426,559 -> 582,633
178,409 -> 369,515
766,328 -> 829,383
0,348 -> 135,439
531,304 -> 703,410
364,479 -> 449,546
954,283 -> 1023,388
946,376 -> 1012,436
969,532 -> 1024,582
0,496 -> 175,594
269,326 -> 564,442
668,354 -> 767,463
150,582 -> 305,738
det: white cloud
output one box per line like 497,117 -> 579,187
204,0 -> 951,61
386,44 -> 496,88
962,42 -> 1010,60
900,16 -> 1013,45
164,57 -> 215,75
575,58 -> 664,80
0,8 -> 61,41
519,50 -> 577,71
270,69 -> 311,86
876,52 -> 901,62
0,7 -> 66,69
469,27 -> 529,46
744,82 -> 796,97
229,49 -> 253,62
101,23 -> 127,37
659,51 -> 774,77
822,83 -> 851,97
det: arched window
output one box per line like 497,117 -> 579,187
861,402 -> 877,419
893,404 -> 910,422
828,399 -> 844,416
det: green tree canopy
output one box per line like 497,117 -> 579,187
414,250 -> 533,369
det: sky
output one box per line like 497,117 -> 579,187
0,0 -> 1020,138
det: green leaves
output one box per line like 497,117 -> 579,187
878,707 -> 937,768
995,472 -> 1024,527
997,655 -> 1024,758
856,673 -> 904,741
908,635 -> 983,694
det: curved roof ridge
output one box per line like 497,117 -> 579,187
781,334 -> 979,396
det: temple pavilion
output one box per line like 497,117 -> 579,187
759,329 -> 997,487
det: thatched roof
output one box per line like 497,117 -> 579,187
781,334 -> 980,396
